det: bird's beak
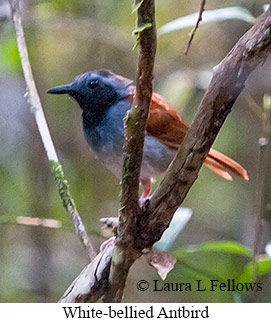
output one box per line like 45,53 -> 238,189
47,83 -> 74,95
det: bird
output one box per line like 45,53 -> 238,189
47,69 -> 249,199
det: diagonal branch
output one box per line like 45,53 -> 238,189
60,238 -> 115,303
9,0 -> 96,261
137,8 -> 271,250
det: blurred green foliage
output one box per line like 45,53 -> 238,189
0,32 -> 20,72
0,0 -> 270,303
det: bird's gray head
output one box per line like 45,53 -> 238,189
47,69 -> 133,112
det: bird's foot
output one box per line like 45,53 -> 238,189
139,195 -> 152,207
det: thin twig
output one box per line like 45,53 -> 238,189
244,91 -> 264,122
251,94 -> 271,301
184,0 -> 206,55
9,0 -> 96,261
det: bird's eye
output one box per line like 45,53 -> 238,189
88,80 -> 99,89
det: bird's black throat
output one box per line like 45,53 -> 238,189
81,97 -> 117,131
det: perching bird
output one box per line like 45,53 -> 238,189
47,69 -> 248,198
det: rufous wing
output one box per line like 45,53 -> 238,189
127,87 -> 249,181
127,87 -> 188,149
146,91 -> 188,149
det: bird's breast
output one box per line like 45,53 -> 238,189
82,99 -> 176,180
83,100 -> 130,178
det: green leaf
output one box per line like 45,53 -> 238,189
159,6 -> 256,35
176,259 -> 227,282
238,255 -> 271,284
175,241 -> 253,259
154,207 -> 192,252
132,0 -> 144,14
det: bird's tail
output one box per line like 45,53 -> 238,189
204,148 -> 249,181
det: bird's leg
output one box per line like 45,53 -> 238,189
139,179 -> 152,206
141,179 -> 152,198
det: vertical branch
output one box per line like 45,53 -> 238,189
119,0 -> 157,229
252,94 -> 271,289
9,0 -> 96,261
105,0 -> 157,302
